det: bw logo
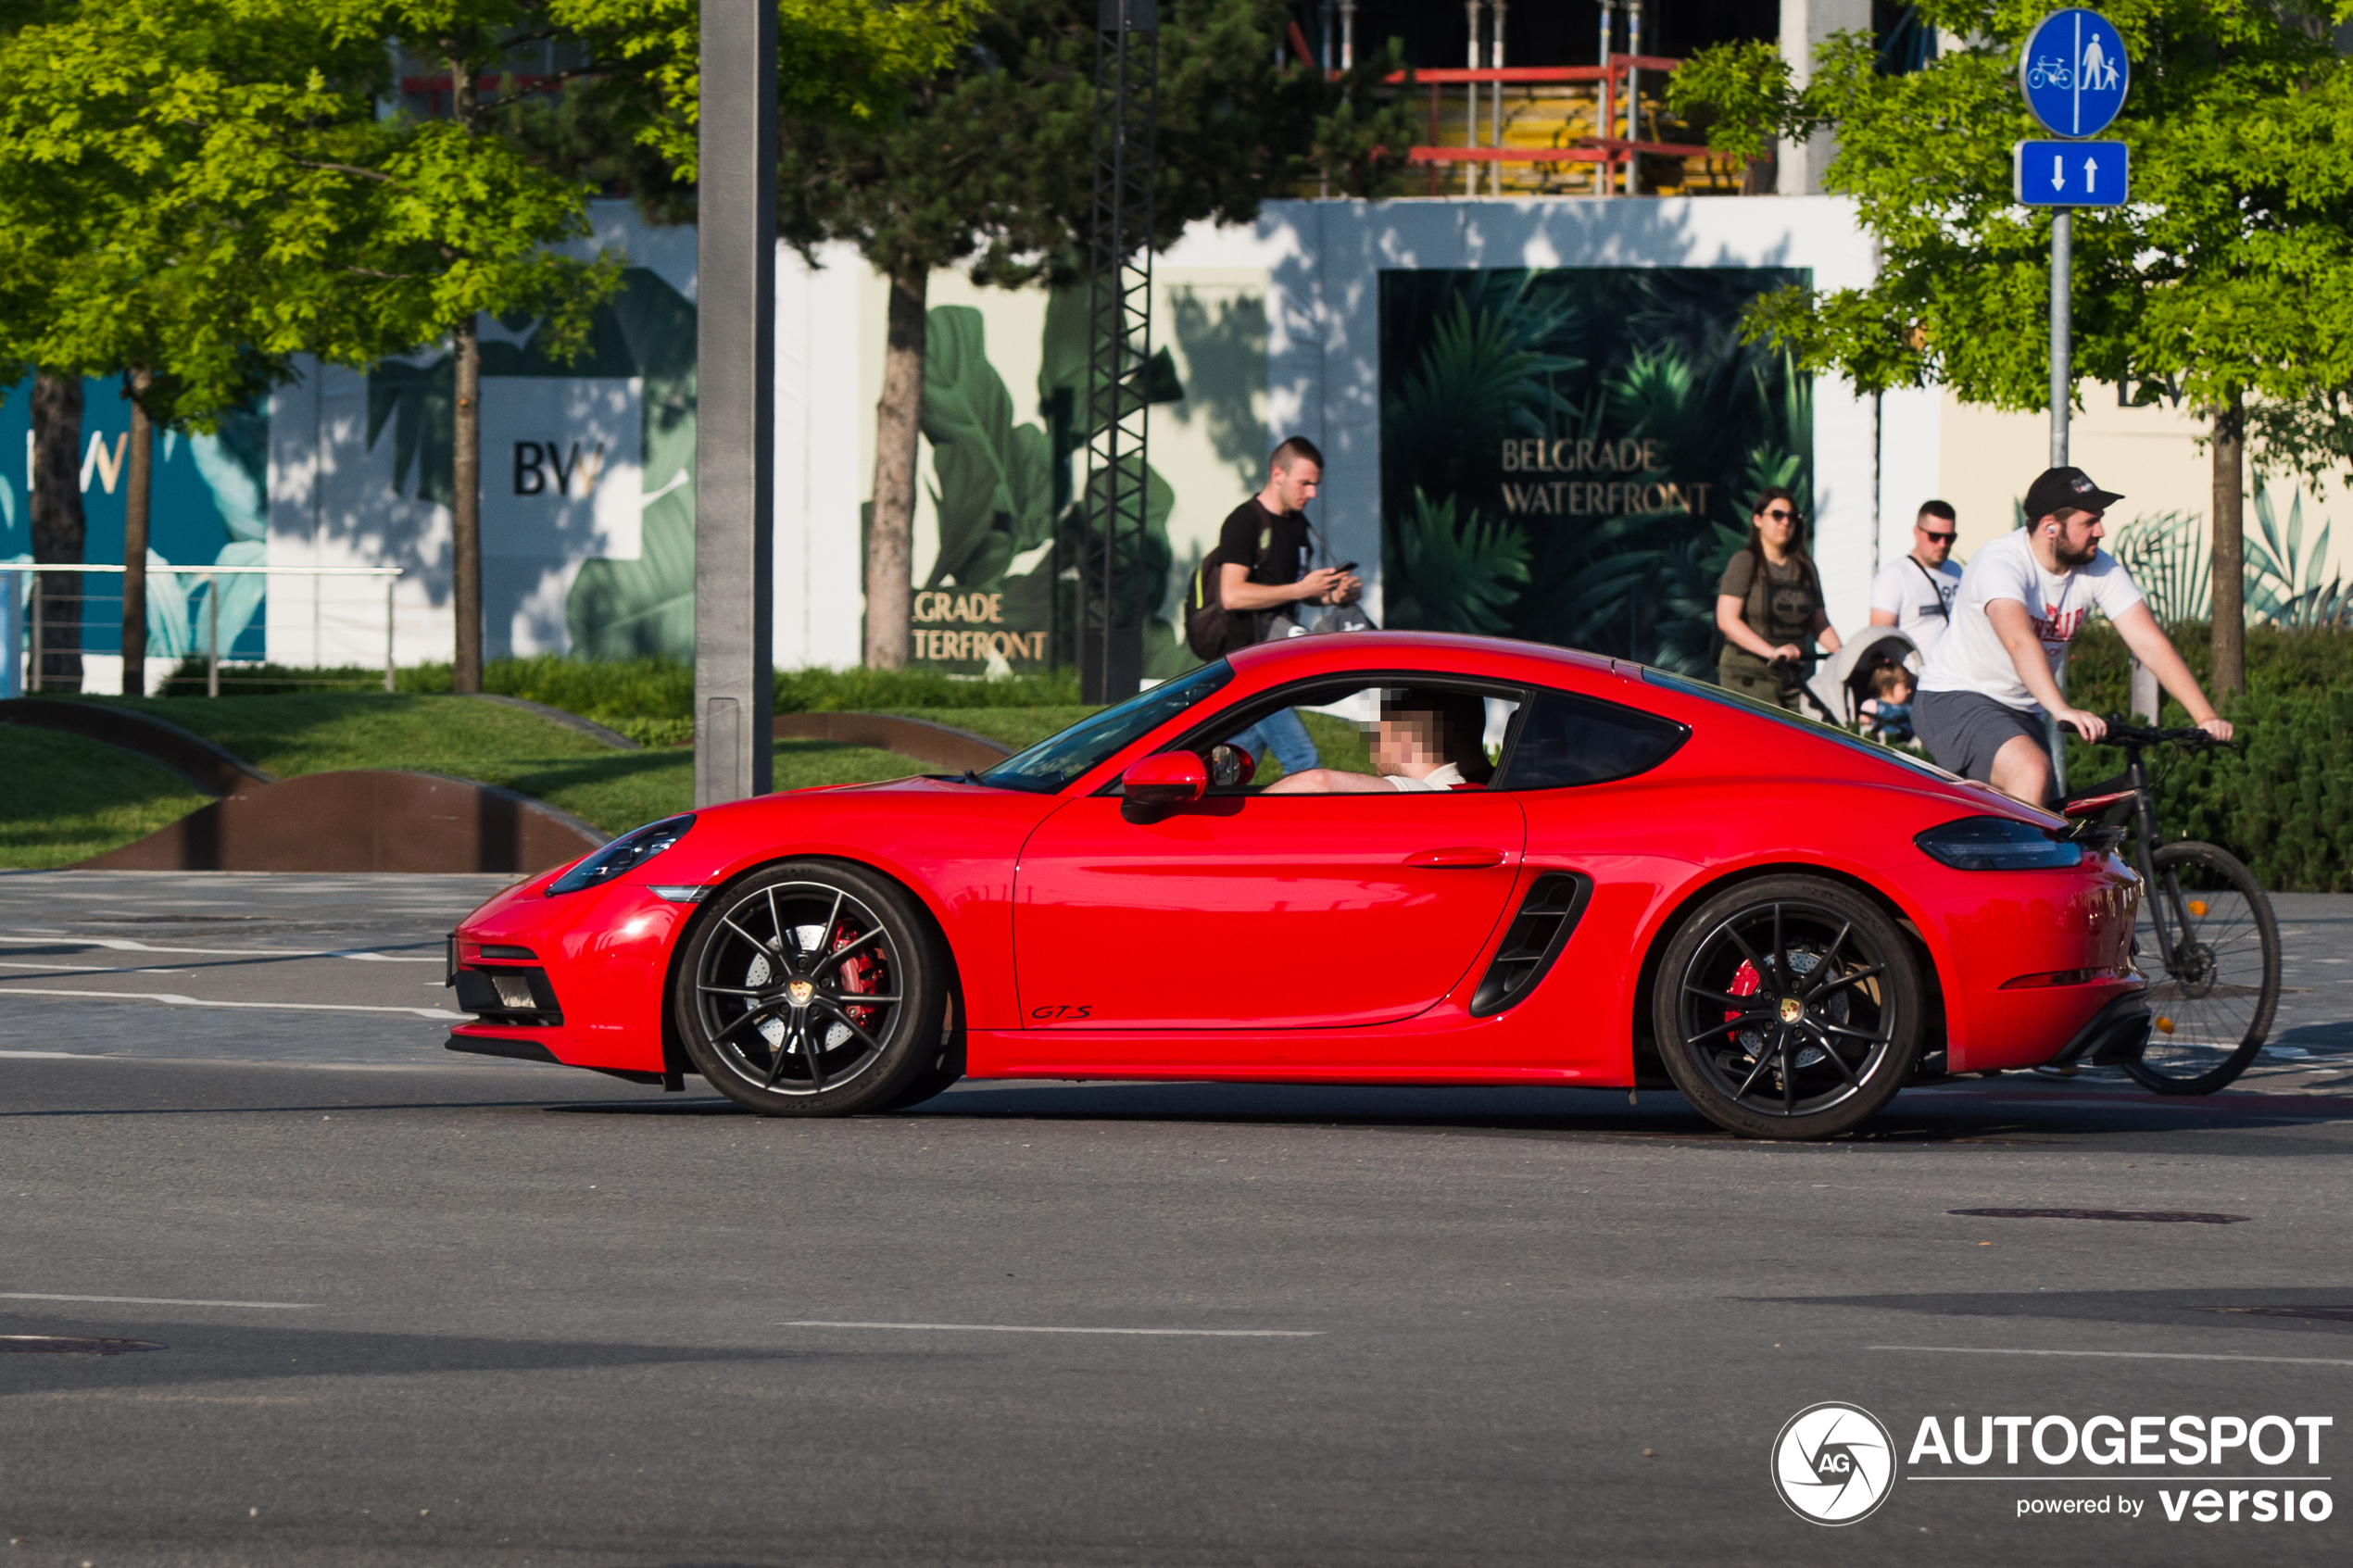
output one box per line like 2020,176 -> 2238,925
1771,1403 -> 1896,1524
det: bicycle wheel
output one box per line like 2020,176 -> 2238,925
2124,841 -> 2281,1096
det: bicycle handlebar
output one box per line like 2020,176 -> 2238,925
2097,713 -> 2232,749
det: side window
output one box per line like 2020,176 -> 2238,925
1496,688 -> 1688,790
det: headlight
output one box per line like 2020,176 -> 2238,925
546,814 -> 696,895
1915,815 -> 2082,871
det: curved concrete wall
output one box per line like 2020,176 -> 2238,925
77,771 -> 607,873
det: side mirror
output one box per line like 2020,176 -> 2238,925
1207,742 -> 1255,787
1120,751 -> 1207,822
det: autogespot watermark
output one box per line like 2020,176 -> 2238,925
1774,1405 -> 2337,1526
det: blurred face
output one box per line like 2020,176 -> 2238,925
1267,458 -> 1321,515
1913,513 -> 1957,565
2044,507 -> 2105,568
1753,498 -> 1799,551
1373,709 -> 1438,773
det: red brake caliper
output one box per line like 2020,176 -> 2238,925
1725,960 -> 1763,1033
830,923 -> 886,1032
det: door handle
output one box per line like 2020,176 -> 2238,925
1403,847 -> 1505,869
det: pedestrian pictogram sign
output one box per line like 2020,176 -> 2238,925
2019,8 -> 2130,138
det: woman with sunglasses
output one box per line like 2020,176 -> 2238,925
1714,486 -> 1842,710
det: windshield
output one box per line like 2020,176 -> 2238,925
978,661 -> 1235,794
1642,669 -> 1960,784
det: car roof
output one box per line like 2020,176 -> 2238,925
1227,631 -> 1617,686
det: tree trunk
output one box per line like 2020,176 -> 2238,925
452,312 -> 483,694
448,54 -> 484,694
120,369 -> 155,695
864,265 -> 925,670
2210,391 -> 2245,698
29,370 -> 85,693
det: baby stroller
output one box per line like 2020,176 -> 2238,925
1829,627 -> 1921,742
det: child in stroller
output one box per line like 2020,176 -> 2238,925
1860,662 -> 1916,743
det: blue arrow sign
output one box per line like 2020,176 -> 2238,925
2019,8 -> 2130,139
2015,139 -> 2128,206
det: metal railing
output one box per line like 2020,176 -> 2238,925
6,564 -> 405,697
1391,57 -> 1726,198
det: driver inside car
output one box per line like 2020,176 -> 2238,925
1263,688 -> 1495,794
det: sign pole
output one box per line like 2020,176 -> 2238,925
2049,207 -> 2070,466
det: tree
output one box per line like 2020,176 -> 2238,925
1667,0 -> 2353,693
775,0 -> 1421,669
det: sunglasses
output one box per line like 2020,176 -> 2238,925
1762,508 -> 1801,522
1919,529 -> 1957,544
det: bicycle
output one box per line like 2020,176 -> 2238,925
2061,717 -> 2282,1095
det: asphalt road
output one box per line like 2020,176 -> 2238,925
2,872 -> 2351,1566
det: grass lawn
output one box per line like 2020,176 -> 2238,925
0,725 -> 213,870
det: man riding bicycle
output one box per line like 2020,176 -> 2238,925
1914,466 -> 2232,807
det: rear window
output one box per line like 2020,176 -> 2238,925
1642,668 -> 1957,782
1495,687 -> 1689,789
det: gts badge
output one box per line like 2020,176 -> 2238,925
1029,1003 -> 1094,1021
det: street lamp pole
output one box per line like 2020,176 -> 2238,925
693,0 -> 778,805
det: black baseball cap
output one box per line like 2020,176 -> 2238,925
2022,466 -> 2124,521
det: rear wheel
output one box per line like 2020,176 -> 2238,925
2124,841 -> 2279,1096
1654,876 -> 1924,1140
674,860 -> 950,1116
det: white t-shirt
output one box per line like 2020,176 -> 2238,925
1869,555 -> 1964,656
1385,763 -> 1466,793
1919,531 -> 2144,712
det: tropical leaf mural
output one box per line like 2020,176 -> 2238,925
1380,268 -> 1811,674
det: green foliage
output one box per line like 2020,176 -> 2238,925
1383,490 -> 1530,635
0,722 -> 210,869
1668,0 -> 2353,481
777,0 -> 1421,282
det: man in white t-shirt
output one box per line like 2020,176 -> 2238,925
1868,500 -> 1964,657
1915,466 -> 2232,807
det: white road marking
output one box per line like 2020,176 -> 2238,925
778,1321 -> 1322,1337
0,960 -> 186,975
0,987 -> 462,1021
0,1050 -> 88,1059
0,1292 -> 317,1309
1872,1345 -> 2353,1368
0,935 -> 440,962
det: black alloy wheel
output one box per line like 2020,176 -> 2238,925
674,860 -> 952,1116
1654,875 -> 1924,1140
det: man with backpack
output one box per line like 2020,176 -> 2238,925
1183,436 -> 1361,777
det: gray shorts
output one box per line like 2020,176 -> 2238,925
1915,688 -> 2051,788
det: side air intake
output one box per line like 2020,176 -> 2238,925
1468,872 -> 1593,1017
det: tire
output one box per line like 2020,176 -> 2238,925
673,860 -> 951,1117
867,991 -> 967,1113
1653,875 -> 1925,1140
2123,841 -> 2280,1097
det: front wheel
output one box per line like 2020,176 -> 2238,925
1654,876 -> 1924,1140
674,860 -> 952,1116
2124,840 -> 2280,1096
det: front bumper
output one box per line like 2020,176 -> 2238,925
446,877 -> 693,1084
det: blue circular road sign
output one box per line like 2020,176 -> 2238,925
2019,9 -> 2130,139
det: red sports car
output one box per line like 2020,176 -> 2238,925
447,632 -> 2145,1139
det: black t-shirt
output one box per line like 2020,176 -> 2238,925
1204,499 -> 1310,653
